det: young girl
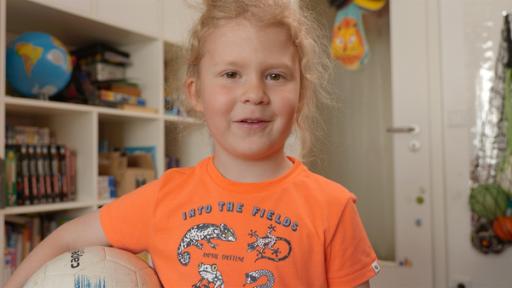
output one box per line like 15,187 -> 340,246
6,1 -> 379,287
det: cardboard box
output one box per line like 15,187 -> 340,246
98,152 -> 155,197
99,152 -> 127,176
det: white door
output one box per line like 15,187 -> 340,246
370,0 -> 437,286
311,0 -> 441,287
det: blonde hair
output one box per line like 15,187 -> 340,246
185,0 -> 331,158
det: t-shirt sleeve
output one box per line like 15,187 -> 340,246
326,196 -> 380,287
99,178 -> 159,253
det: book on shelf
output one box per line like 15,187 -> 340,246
4,144 -> 77,206
99,90 -> 146,107
49,43 -> 150,111
120,104 -> 157,114
83,62 -> 126,82
5,149 -> 17,207
98,175 -> 116,200
96,80 -> 141,97
5,125 -> 51,146
73,43 -> 131,66
166,155 -> 181,170
164,96 -> 185,116
4,214 -> 69,278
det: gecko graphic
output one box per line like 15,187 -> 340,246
247,224 -> 292,262
243,269 -> 275,288
177,223 -> 237,266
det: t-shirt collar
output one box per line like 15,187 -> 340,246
203,155 -> 305,195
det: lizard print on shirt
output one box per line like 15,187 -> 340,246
244,269 -> 275,288
178,223 -> 237,266
247,224 -> 292,262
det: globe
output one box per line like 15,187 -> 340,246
6,32 -> 72,98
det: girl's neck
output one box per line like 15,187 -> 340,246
212,149 -> 293,183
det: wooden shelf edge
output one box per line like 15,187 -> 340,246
5,95 -> 92,113
1,201 -> 96,215
163,114 -> 202,125
97,105 -> 160,120
97,198 -> 116,206
5,95 -> 162,120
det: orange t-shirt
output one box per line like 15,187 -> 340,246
100,156 -> 380,287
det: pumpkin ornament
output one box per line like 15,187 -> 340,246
492,199 -> 512,241
493,216 -> 512,241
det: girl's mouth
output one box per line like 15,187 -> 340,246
235,118 -> 271,128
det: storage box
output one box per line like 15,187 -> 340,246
99,152 -> 127,177
98,152 -> 155,197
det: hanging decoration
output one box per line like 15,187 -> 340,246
328,0 -> 386,70
353,0 -> 387,12
470,12 -> 512,254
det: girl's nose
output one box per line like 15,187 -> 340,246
241,77 -> 270,105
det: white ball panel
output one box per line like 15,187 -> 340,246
23,246 -> 161,288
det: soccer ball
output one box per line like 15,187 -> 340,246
23,246 -> 161,288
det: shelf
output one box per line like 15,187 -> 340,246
5,0 -> 164,111
5,95 -> 91,115
0,0 -> 207,282
2,201 -> 95,215
97,106 -> 160,121
5,97 -> 97,203
4,95 -> 201,123
164,114 -> 202,125
97,198 -> 115,206
5,96 -> 161,120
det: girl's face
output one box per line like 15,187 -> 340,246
187,19 -> 301,161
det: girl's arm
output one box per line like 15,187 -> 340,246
4,211 -> 109,288
356,281 -> 371,288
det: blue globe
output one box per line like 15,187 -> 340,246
6,32 -> 72,98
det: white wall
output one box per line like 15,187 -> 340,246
442,0 -> 512,287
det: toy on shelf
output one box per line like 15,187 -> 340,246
6,32 -> 72,99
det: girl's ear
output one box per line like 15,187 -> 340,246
185,77 -> 203,112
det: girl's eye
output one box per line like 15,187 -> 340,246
267,73 -> 284,81
223,71 -> 239,79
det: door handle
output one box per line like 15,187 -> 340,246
386,125 -> 420,134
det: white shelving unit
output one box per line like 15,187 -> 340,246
0,0 -> 210,282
